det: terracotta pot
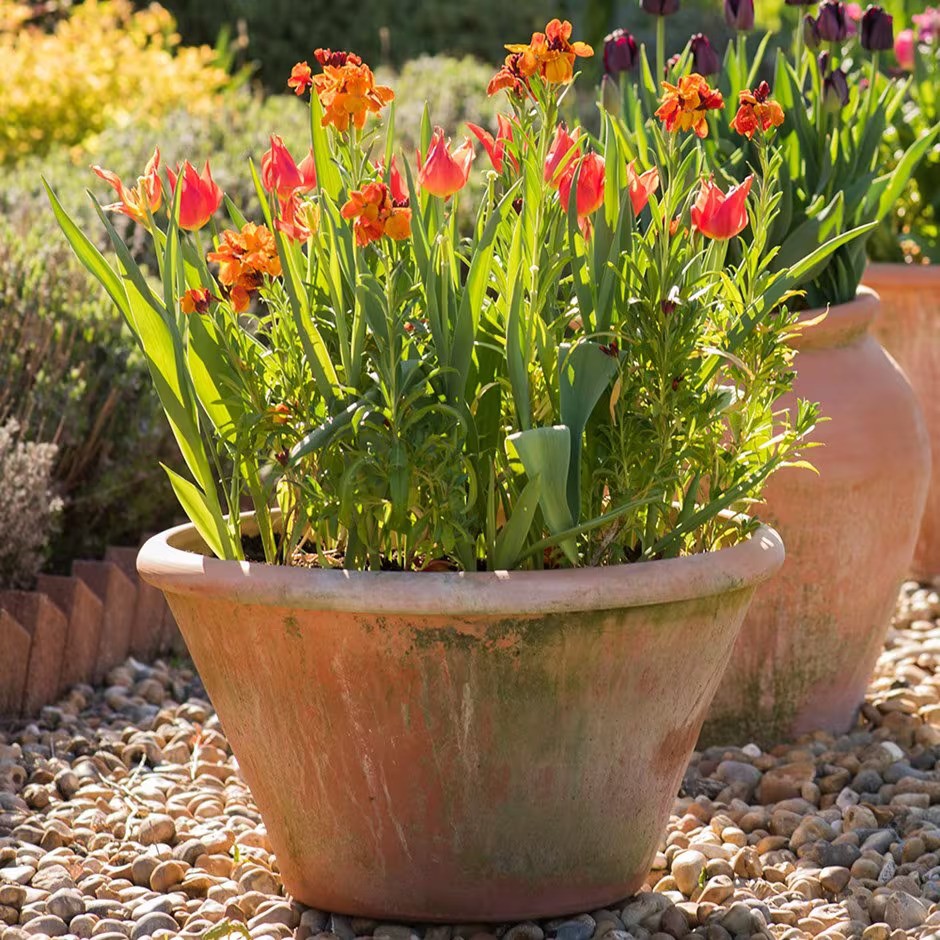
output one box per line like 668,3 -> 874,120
138,519 -> 784,921
702,288 -> 931,747
866,263 -> 940,579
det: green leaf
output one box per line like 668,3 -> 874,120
162,464 -> 233,560
493,475 -> 542,569
508,426 -> 576,564
310,93 -> 342,200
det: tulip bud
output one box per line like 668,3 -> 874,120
689,33 -> 721,74
804,14 -> 822,48
601,74 -> 623,115
725,0 -> 755,30
860,5 -> 894,50
817,1 -> 849,41
822,67 -> 850,110
894,27 -> 915,68
603,28 -> 639,75
641,0 -> 680,16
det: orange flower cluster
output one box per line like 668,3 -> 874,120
310,51 -> 394,132
504,18 -> 594,85
180,287 -> 213,315
655,73 -> 725,138
341,182 -> 412,247
207,223 -> 282,312
730,81 -> 785,140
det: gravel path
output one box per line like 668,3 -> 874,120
2,580 -> 940,940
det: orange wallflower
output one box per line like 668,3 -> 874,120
288,62 -> 313,96
655,73 -> 725,138
92,147 -> 162,225
730,81 -> 785,140
314,48 -> 362,68
167,160 -> 223,231
373,156 -> 409,206
314,60 -> 394,132
467,115 -> 518,173
207,223 -> 282,312
418,127 -> 475,198
487,53 -> 529,97
341,181 -> 412,247
626,162 -> 660,216
691,176 -> 753,240
505,18 -> 593,85
180,287 -> 213,315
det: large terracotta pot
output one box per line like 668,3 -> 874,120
702,287 -> 931,747
866,263 -> 940,579
138,518 -> 784,921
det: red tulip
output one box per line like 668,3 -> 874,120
92,146 -> 162,225
417,127 -> 474,198
544,122 -> 581,188
690,176 -> 753,240
558,152 -> 605,237
466,114 -> 518,174
374,156 -> 409,205
626,161 -> 660,216
261,135 -> 317,200
167,160 -> 223,231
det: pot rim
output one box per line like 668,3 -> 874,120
790,286 -> 878,351
137,515 -> 784,616
863,262 -> 939,289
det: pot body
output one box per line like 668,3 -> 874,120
138,521 -> 783,921
702,288 -> 931,747
866,263 -> 940,579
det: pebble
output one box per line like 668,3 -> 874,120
3,584 -> 940,940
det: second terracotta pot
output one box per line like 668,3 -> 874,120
866,262 -> 940,579
702,287 -> 931,746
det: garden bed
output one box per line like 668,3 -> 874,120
1,580 -> 940,939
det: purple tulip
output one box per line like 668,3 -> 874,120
641,0 -> 680,16
689,33 -> 722,74
822,66 -> 850,109
804,14 -> 822,47
817,1 -> 850,41
860,5 -> 894,50
604,28 -> 639,75
724,0 -> 755,30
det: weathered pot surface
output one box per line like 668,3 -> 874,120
866,263 -> 940,579
702,287 -> 931,748
138,518 -> 784,921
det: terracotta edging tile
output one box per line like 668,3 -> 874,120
0,609 -> 30,717
35,574 -> 104,692
0,591 -> 67,715
71,560 -> 137,682
105,546 -> 169,660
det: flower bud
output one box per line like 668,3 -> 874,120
724,0 -> 755,31
822,67 -> 850,110
601,74 -> 623,114
894,27 -> 915,68
690,33 -> 721,74
804,14 -> 822,47
641,0 -> 680,16
603,28 -> 639,75
817,1 -> 849,41
860,5 -> 894,50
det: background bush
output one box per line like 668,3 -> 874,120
0,0 -> 232,164
0,421 -> 62,589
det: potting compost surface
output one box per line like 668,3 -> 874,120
2,581 -> 940,940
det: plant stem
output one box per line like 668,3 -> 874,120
656,16 -> 666,87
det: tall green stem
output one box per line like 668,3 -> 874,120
656,16 -> 666,86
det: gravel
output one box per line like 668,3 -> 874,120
2,579 -> 940,940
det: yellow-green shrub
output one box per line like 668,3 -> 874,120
0,0 -> 231,164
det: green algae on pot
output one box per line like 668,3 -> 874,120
138,515 -> 785,921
